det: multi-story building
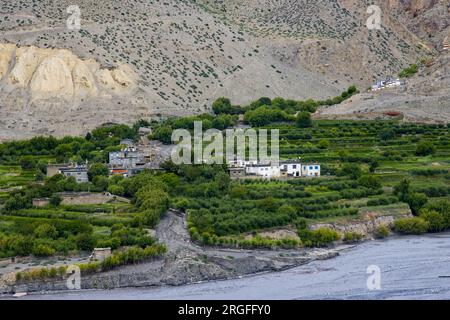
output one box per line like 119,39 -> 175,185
46,163 -> 89,183
59,166 -> 89,183
109,147 -> 145,168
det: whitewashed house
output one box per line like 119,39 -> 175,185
301,164 -> 321,177
245,164 -> 281,178
228,159 -> 258,168
280,161 -> 302,177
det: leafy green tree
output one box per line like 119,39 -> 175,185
108,184 -> 125,196
369,160 -> 379,173
296,111 -> 312,128
151,125 -> 173,144
415,141 -> 436,156
394,179 -> 410,202
88,163 -> 109,181
212,97 -> 233,114
358,175 -> 382,190
318,139 -> 330,149
34,224 -> 58,239
93,176 -> 109,191
49,194 -> 63,207
379,128 -> 395,141
20,156 -> 36,170
406,193 -> 428,215
338,163 -> 362,180
75,233 -> 96,251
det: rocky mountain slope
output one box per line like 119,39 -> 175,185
0,0 -> 447,139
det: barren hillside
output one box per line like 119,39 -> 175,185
0,0 -> 447,139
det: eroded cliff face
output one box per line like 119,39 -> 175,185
389,0 -> 450,50
0,44 -> 136,103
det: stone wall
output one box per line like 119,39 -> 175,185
58,192 -> 113,205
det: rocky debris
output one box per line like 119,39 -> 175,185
310,211 -> 413,239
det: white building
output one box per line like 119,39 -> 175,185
228,159 -> 258,168
245,164 -> 281,178
301,164 -> 321,177
241,161 -> 320,179
280,161 -> 302,177
371,78 -> 404,91
59,165 -> 89,183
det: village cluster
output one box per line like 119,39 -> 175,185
46,138 -> 321,183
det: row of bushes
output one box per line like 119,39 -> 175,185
15,244 -> 167,282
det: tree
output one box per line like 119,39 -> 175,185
296,111 -> 313,128
49,194 -> 63,207
358,175 -> 382,190
75,233 -> 96,251
379,128 -> 395,141
93,176 -> 109,191
318,139 -> 330,149
415,141 -> 435,156
108,184 -> 125,196
394,179 -> 410,202
20,156 -> 36,170
369,160 -> 379,173
338,163 -> 362,180
212,97 -> 233,114
406,193 -> 428,215
151,125 -> 173,144
34,224 -> 58,239
88,163 -> 109,181
215,172 -> 230,191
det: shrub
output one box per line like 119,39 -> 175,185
419,209 -> 446,233
358,175 -> 382,190
338,163 -> 362,180
415,141 -> 436,156
394,217 -> 429,234
296,111 -> 312,128
399,64 -> 418,78
298,228 -> 340,247
375,225 -> 390,239
32,244 -> 56,257
20,156 -> 36,170
75,233 -> 96,251
49,194 -> 63,207
343,232 -> 364,243
406,193 -> 428,215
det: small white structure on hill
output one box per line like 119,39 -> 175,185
371,78 -> 404,92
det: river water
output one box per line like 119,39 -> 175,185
19,233 -> 450,300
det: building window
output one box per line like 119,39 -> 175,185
309,166 -> 313,170
293,165 -> 297,169
315,166 -> 319,170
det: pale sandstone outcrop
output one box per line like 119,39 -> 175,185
9,46 -> 47,86
0,43 -> 136,102
30,56 -> 74,100
111,64 -> 135,88
0,43 -> 15,80
72,61 -> 97,97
